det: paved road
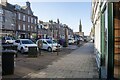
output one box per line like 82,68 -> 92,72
23,42 -> 99,78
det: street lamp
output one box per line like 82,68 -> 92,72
49,20 -> 53,53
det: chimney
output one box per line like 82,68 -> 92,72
1,0 -> 7,3
26,1 -> 30,7
1,0 -> 7,6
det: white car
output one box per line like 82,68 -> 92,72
36,39 -> 62,52
2,37 -> 15,44
13,39 -> 38,53
68,38 -> 75,44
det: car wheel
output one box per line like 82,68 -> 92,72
21,48 -> 24,54
48,47 -> 52,52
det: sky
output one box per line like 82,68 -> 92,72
8,0 -> 92,36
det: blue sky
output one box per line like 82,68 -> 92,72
8,0 -> 92,35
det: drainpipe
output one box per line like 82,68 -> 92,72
107,2 -> 114,79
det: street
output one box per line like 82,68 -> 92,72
2,42 -> 99,78
1,0 -> 120,79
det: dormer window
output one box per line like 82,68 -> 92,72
23,15 -> 26,21
28,10 -> 30,14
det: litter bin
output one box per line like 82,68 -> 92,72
28,46 -> 38,57
2,50 -> 16,75
2,44 -> 17,51
63,41 -> 68,47
2,44 -> 18,57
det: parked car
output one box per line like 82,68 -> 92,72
68,38 -> 75,44
13,39 -> 37,53
2,37 -> 15,44
36,39 -> 62,52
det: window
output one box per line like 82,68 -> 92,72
2,16 -> 5,22
23,15 -> 25,21
21,40 -> 34,44
28,10 -> 30,14
15,40 -> 20,43
28,17 -> 30,22
23,24 -> 25,30
34,19 -> 36,24
18,13 -> 20,20
28,25 -> 30,31
31,17 -> 33,23
35,26 -> 36,31
31,26 -> 33,31
0,8 -> 3,14
0,16 -> 2,22
43,41 -> 47,44
18,25 -> 20,30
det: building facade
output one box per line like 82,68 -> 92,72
0,1 -> 16,37
15,2 -> 38,39
38,20 -> 74,40
0,0 -> 38,39
91,0 -> 120,79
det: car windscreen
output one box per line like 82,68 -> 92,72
21,40 -> 34,44
6,37 -> 11,40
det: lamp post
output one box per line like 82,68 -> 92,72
65,25 -> 68,47
49,20 -> 53,53
57,19 -> 60,55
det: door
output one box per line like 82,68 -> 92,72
114,2 -> 120,78
42,40 -> 48,50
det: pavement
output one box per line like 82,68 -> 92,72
23,42 -> 99,78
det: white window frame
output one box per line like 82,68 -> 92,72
31,17 -> 33,23
18,13 -> 20,20
23,24 -> 25,30
23,15 -> 25,21
35,26 -> 36,31
28,17 -> 30,22
34,19 -> 37,24
28,25 -> 30,31
18,24 -> 20,30
31,26 -> 33,31
0,8 -> 3,14
0,16 -> 2,22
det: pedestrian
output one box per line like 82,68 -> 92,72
37,40 -> 43,56
77,39 -> 80,47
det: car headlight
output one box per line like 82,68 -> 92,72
25,46 -> 28,48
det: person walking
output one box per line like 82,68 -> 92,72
37,40 -> 43,56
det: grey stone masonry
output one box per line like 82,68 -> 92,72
23,42 -> 99,78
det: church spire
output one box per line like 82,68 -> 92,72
79,19 -> 82,32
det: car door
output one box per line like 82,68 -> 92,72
14,40 -> 21,50
42,40 -> 48,50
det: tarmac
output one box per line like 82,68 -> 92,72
23,42 -> 99,78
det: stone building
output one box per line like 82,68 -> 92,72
0,0 -> 38,39
38,20 -> 74,40
38,21 -> 50,39
0,1 -> 16,37
15,1 -> 38,39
